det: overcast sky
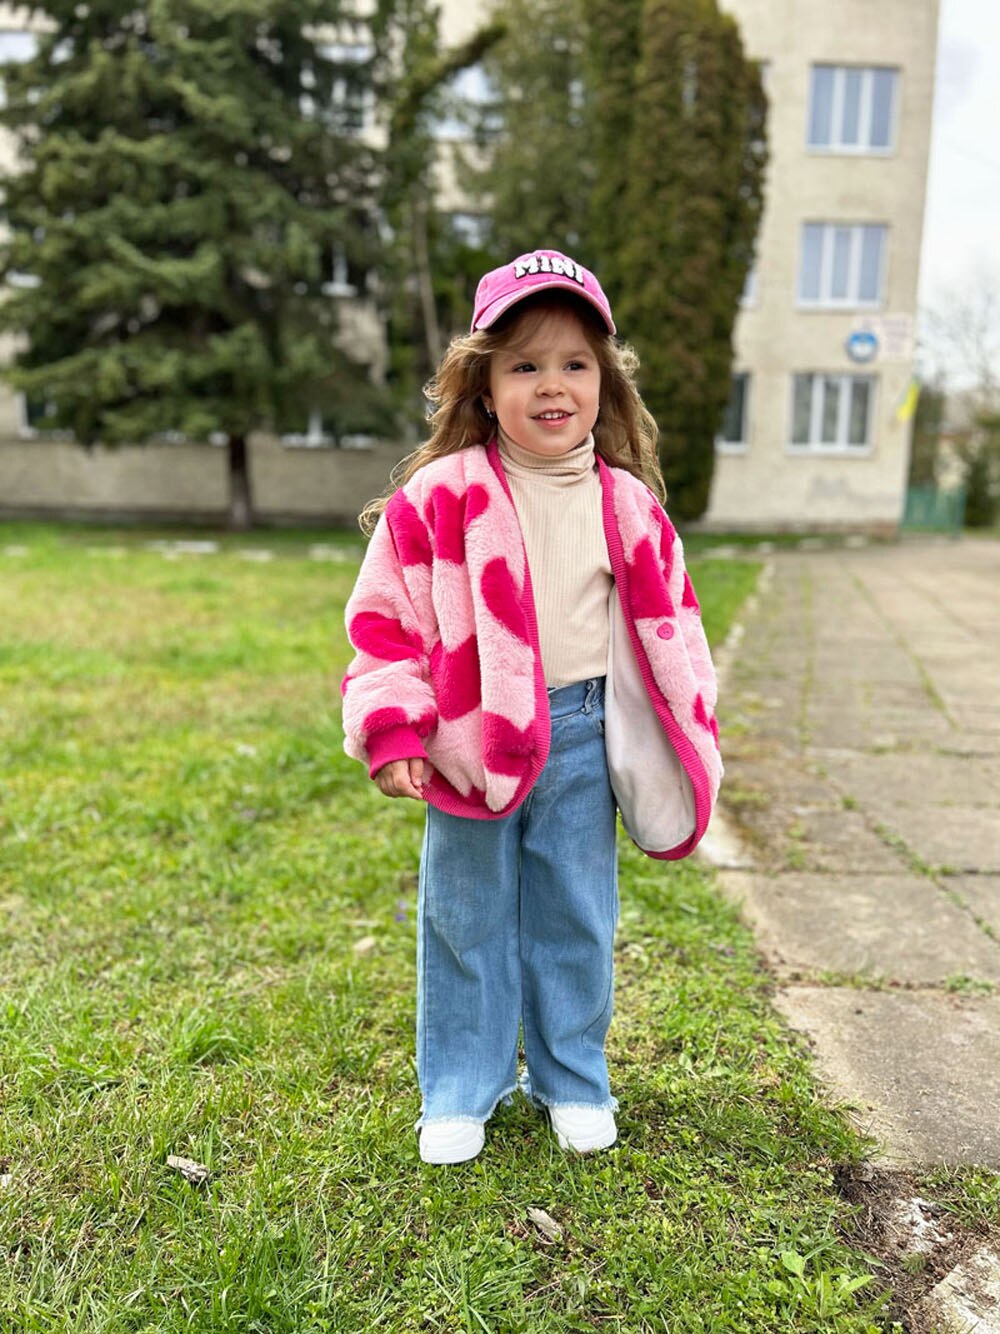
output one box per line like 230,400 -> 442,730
918,0 -> 1000,379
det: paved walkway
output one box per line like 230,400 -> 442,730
705,536 -> 1000,1166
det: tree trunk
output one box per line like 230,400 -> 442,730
411,194 -> 442,370
227,433 -> 254,531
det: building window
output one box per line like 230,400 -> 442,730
433,63 -> 500,141
0,29 -> 37,60
323,245 -> 356,297
740,262 -> 758,308
798,223 -> 886,308
448,212 -> 490,248
317,42 -> 374,135
19,391 -> 72,439
717,373 -> 750,452
331,76 -> 371,135
808,65 -> 898,153
790,374 -> 875,452
0,29 -> 38,107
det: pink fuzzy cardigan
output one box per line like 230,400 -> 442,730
342,442 -> 722,859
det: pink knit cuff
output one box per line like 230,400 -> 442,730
366,725 -> 429,779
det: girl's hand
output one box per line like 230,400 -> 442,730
374,757 -> 426,800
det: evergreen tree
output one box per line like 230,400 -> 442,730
617,0 -> 767,520
581,0 -> 642,295
457,0 -> 765,521
0,0 -> 380,528
461,0 -> 590,262
373,0 -> 505,425
907,379 -> 944,488
959,411 -> 1000,528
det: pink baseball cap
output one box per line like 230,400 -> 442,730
471,249 -> 616,335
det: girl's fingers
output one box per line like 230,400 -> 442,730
375,759 -> 424,799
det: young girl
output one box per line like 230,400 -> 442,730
342,250 -> 722,1164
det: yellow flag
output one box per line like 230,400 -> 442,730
895,378 -> 919,423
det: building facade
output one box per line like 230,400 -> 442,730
0,2 -> 939,530
439,0 -> 939,533
707,0 -> 939,531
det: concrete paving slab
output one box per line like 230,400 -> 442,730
698,810 -> 756,871
948,731 -> 1000,756
862,684 -> 952,710
805,715 -> 951,750
811,656 -> 920,684
815,753 -> 1000,810
723,541 -> 1000,1168
772,988 -> 1000,1166
872,805 -> 1000,874
830,716 -> 958,747
947,708 -> 1000,737
718,871 -> 1000,984
777,809 -> 911,874
948,876 -> 1000,938
916,1245 -> 1000,1334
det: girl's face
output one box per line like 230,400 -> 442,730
483,307 -> 601,458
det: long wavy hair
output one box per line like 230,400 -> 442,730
358,291 -> 663,535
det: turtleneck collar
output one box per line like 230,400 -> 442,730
497,427 -> 597,479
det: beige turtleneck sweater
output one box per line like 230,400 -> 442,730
498,430 -> 612,687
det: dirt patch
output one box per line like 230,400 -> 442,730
835,1162 -> 999,1331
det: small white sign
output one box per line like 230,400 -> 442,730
851,314 -> 916,363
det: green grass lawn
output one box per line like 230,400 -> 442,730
0,524 -> 897,1332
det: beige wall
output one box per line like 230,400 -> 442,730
705,0 -> 939,529
439,0 -> 490,48
0,436 -> 407,527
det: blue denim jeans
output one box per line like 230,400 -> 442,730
416,677 -> 619,1126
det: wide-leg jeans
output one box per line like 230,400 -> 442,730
416,677 -> 619,1126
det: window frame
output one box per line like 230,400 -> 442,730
716,372 -> 751,454
807,64 -> 899,155
447,212 -> 491,249
17,390 -> 74,441
0,28 -> 38,108
797,222 -> 888,311
739,262 -> 759,309
432,62 -> 500,141
787,373 -> 877,455
316,41 -> 375,137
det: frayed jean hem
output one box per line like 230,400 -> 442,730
517,1070 -> 618,1115
415,1082 -> 517,1132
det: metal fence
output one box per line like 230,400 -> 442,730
902,485 -> 966,534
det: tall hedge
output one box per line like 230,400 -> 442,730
0,0 -> 379,528
615,0 -> 767,519
461,0 -> 591,262
478,0 -> 766,520
581,0 -> 643,297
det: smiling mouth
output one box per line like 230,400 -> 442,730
533,411 -> 571,421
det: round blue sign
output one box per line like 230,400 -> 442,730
846,330 -> 879,364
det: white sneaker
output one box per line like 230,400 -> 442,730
548,1105 -> 618,1153
419,1119 -> 485,1165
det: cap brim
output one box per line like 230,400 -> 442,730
473,282 -> 616,335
